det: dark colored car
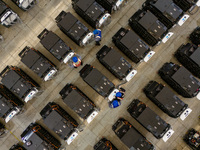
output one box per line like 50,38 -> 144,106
0,0 -> 19,27
0,66 -> 40,103
158,62 -> 200,98
11,0 -> 36,11
38,29 -> 73,64
79,64 -> 118,100
96,45 -> 137,81
59,83 -> 99,123
173,0 -> 198,12
143,0 -> 184,29
190,26 -> 200,46
0,122 -> 6,138
40,102 -> 80,145
72,0 -> 111,28
129,8 -> 168,46
175,43 -> 200,78
0,84 -> 24,123
95,0 -> 127,13
143,81 -> 188,118
10,143 -> 26,150
21,123 -> 61,150
127,99 -> 171,139
184,128 -> 200,150
112,28 -> 151,63
55,11 -> 94,46
112,118 -> 155,150
19,46 -> 58,81
94,138 -> 118,150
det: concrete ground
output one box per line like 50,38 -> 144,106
0,0 -> 200,150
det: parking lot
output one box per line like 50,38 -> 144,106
0,0 -> 200,149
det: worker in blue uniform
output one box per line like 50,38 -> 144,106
109,99 -> 121,108
93,29 -> 102,46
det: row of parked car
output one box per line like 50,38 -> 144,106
92,0 -> 200,149
1,0 -> 131,150
1,0 -> 200,150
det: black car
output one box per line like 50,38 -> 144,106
11,0 -> 36,11
10,144 -> 26,150
96,45 -> 137,81
95,0 -> 127,13
0,122 -> 6,138
112,118 -> 155,150
59,83 -> 99,124
94,138 -> 118,150
40,102 -> 80,145
0,84 -> 24,123
143,0 -> 184,29
0,66 -> 40,103
19,46 -> 58,81
173,0 -> 198,12
0,0 -> 20,27
79,64 -> 118,100
143,81 -> 188,118
21,123 -> 61,150
175,43 -> 200,78
129,8 -> 168,46
159,62 -> 200,98
38,29 -> 73,64
72,0 -> 111,28
112,28 -> 152,63
127,99 -> 171,139
190,26 -> 200,46
184,128 -> 200,150
55,11 -> 94,46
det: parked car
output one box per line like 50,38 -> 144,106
127,99 -> 172,139
0,122 -> 6,138
19,46 -> 58,81
112,28 -> 153,63
10,143 -> 26,150
38,29 -> 74,64
11,0 -> 36,11
96,45 -> 137,81
190,26 -> 200,46
175,43 -> 200,78
158,62 -> 200,98
59,83 -> 99,123
0,84 -> 24,123
112,118 -> 155,150
143,81 -> 189,119
55,11 -> 94,46
95,0 -> 128,13
0,0 -> 20,27
72,0 -> 111,28
173,0 -> 198,12
143,0 -> 184,28
40,102 -> 80,145
94,138 -> 118,150
21,123 -> 61,150
129,8 -> 169,46
79,64 -> 119,101
184,128 -> 200,150
0,66 -> 40,103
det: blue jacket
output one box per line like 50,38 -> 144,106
109,99 -> 121,108
93,29 -> 101,38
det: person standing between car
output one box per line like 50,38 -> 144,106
71,56 -> 82,68
93,29 -> 102,46
109,99 -> 121,108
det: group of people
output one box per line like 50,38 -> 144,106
69,28 -> 102,68
109,87 -> 126,109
